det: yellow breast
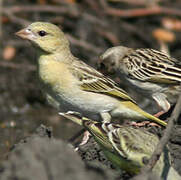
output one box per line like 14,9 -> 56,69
38,56 -> 76,93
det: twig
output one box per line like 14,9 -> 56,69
107,0 -> 160,6
141,90 -> 181,173
1,13 -> 102,55
0,0 -> 3,39
3,5 -> 181,18
2,5 -> 79,17
0,61 -> 36,71
99,0 -> 108,9
121,21 -> 151,46
3,40 -> 31,47
95,27 -> 120,46
84,0 -> 100,12
3,11 -> 30,26
2,5 -> 103,55
82,13 -> 108,27
3,5 -> 107,28
67,34 -> 103,54
106,6 -> 181,17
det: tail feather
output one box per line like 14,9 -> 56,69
125,102 -> 167,127
143,111 -> 167,127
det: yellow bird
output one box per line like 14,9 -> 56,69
59,111 -> 180,179
16,22 -> 166,126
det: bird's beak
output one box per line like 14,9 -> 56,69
15,28 -> 31,39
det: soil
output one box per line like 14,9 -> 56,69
0,125 -> 124,180
1,0 -> 181,179
0,124 -> 181,180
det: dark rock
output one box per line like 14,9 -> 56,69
0,125 -> 118,180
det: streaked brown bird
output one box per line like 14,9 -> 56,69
100,46 -> 181,117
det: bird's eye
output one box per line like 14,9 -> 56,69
38,30 -> 47,37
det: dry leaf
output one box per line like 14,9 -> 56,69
162,17 -> 181,31
152,28 -> 175,43
1,16 -> 9,23
3,46 -> 16,61
66,0 -> 76,3
38,0 -> 47,4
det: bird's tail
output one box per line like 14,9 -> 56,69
123,102 -> 167,127
143,110 -> 167,127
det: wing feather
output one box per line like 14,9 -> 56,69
71,60 -> 135,102
123,48 -> 181,84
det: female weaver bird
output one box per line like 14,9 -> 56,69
16,22 -> 166,126
100,46 -> 181,117
59,111 -> 180,179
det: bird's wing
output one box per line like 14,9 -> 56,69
108,126 -> 158,162
123,48 -> 181,84
71,60 -> 135,103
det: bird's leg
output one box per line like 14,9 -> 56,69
68,128 -> 90,151
154,110 -> 166,118
130,121 -> 161,127
100,112 -> 111,123
152,93 -> 170,117
79,131 -> 91,146
79,112 -> 111,146
62,111 -> 90,147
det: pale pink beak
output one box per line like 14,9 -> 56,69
15,28 -> 31,39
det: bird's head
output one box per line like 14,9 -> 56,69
15,22 -> 70,54
100,46 -> 131,73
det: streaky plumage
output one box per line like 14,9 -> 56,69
59,111 -> 180,179
100,46 -> 181,116
16,22 -> 166,126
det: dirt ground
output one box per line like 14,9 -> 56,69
1,0 -> 181,179
0,124 -> 181,180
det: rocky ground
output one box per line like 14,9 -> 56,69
1,0 -> 181,179
0,124 -> 181,180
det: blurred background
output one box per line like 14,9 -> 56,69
1,0 -> 181,161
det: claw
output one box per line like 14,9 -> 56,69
154,110 -> 165,118
130,121 -> 161,128
79,131 -> 91,146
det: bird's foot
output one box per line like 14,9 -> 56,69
130,121 -> 161,128
75,131 -> 91,151
153,110 -> 165,118
79,131 -> 91,146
